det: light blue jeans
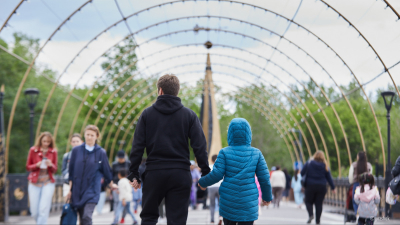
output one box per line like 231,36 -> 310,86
113,201 -> 137,224
96,192 -> 106,214
28,182 -> 55,224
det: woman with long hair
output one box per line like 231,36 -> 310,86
67,125 -> 113,225
26,132 -> 57,224
301,151 -> 335,225
291,169 -> 304,208
349,151 -> 372,214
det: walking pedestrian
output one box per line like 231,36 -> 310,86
291,169 -> 304,208
95,178 -> 107,215
112,150 -> 130,223
112,169 -> 138,225
301,150 -> 335,224
354,173 -> 380,225
132,187 -> 142,214
349,152 -> 372,214
128,74 -> 210,225
190,161 -> 201,210
282,168 -> 291,203
270,166 -> 286,208
198,118 -> 272,225
62,133 -> 83,201
26,132 -> 58,224
67,125 -> 113,225
208,154 -> 223,224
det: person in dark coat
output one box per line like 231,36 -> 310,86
282,168 -> 291,202
392,156 -> 400,178
67,125 -> 112,225
128,74 -> 210,225
301,150 -> 335,225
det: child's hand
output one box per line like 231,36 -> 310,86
198,183 -> 206,191
262,200 -> 271,206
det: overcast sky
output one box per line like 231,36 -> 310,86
1,0 -> 400,102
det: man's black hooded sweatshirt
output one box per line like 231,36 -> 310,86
128,95 -> 210,182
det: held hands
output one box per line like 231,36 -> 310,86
261,200 -> 271,206
130,178 -> 141,189
198,183 -> 206,191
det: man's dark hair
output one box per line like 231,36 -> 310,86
119,169 -> 127,177
211,155 -> 218,163
276,166 -> 281,170
157,74 -> 180,96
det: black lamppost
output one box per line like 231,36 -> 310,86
381,90 -> 395,218
24,88 -> 39,147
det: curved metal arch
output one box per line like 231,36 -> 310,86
383,0 -> 400,20
4,0 -> 93,173
0,0 -> 25,33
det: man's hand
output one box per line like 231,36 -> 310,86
66,191 -> 71,202
198,183 -> 206,191
261,200 -> 271,206
130,178 -> 141,189
122,199 -> 126,207
332,189 -> 336,194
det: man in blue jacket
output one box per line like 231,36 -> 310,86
128,74 -> 210,225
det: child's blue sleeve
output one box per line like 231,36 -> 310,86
198,150 -> 226,187
256,151 -> 273,202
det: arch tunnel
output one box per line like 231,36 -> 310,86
1,0 -> 400,177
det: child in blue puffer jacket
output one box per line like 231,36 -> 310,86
198,118 -> 273,225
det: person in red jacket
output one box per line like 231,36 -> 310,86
26,132 -> 58,224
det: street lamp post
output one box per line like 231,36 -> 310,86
381,90 -> 395,218
24,88 -> 40,147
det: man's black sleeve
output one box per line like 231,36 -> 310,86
128,111 -> 146,182
189,112 -> 210,176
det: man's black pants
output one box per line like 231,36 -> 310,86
140,169 -> 192,225
305,184 -> 327,223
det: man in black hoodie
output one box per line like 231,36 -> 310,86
128,74 -> 210,225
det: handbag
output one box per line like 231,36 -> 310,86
386,187 -> 397,205
60,202 -> 77,225
389,173 -> 400,195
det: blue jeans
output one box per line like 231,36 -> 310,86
113,201 -> 137,224
353,182 -> 360,214
28,182 -> 55,224
96,192 -> 106,214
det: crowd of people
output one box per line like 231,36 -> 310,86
25,74 -> 399,225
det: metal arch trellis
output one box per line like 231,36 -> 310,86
1,0 -> 397,172
25,8 -> 377,158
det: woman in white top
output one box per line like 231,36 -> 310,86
270,166 -> 286,208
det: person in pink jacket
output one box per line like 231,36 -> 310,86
354,173 -> 380,225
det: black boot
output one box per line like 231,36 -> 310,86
307,215 -> 314,224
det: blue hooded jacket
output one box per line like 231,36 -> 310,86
198,118 -> 272,222
68,143 -> 112,209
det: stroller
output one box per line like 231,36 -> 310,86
344,184 -> 357,224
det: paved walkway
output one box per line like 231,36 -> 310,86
5,201 -> 398,224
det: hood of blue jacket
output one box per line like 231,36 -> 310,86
227,118 -> 252,146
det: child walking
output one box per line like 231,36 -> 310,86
354,173 -> 380,225
198,118 -> 272,225
112,170 -> 138,225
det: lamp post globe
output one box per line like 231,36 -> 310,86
381,90 -> 395,218
24,88 -> 40,147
